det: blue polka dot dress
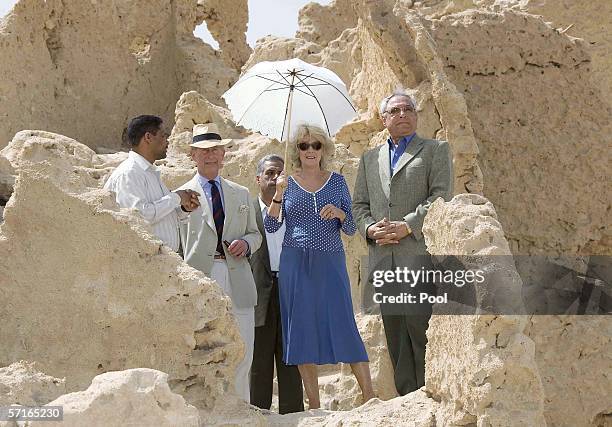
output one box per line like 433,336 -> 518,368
264,172 -> 369,365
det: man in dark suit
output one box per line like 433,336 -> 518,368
353,90 -> 453,395
249,155 -> 304,414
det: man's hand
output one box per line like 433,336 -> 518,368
367,218 -> 390,240
367,218 -> 411,245
227,239 -> 249,257
177,189 -> 200,212
384,221 -> 411,242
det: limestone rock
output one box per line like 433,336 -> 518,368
423,194 -> 511,256
0,160 -> 243,410
0,361 -> 66,406
29,369 -> 199,427
526,316 -> 612,427
202,396 -> 269,426
196,0 -> 251,69
428,8 -> 612,255
423,195 -> 546,426
413,0 -> 612,107
267,390 -> 437,426
242,36 -> 321,72
296,0 -> 357,48
169,90 -> 245,157
0,130 -> 122,194
0,0 -> 242,151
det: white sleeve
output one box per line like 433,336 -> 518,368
109,172 -> 181,225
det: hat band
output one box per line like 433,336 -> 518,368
193,132 -> 222,143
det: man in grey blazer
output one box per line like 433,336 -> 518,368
249,155 -> 303,414
177,123 -> 261,401
353,91 -> 453,395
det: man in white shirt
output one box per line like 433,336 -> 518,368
176,123 -> 261,401
249,155 -> 303,414
103,115 -> 200,252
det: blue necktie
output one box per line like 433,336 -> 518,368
209,180 -> 225,254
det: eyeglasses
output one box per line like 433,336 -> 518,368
297,141 -> 323,151
385,106 -> 415,117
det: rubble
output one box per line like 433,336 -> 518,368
0,361 -> 66,407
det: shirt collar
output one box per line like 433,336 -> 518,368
387,132 -> 416,151
258,196 -> 268,213
198,174 -> 221,186
129,150 -> 156,172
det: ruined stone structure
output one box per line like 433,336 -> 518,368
0,0 -> 610,425
0,0 -> 249,152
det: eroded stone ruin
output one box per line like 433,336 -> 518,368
0,0 -> 610,425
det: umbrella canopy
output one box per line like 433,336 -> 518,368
222,58 -> 357,142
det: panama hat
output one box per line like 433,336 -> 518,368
190,123 -> 233,149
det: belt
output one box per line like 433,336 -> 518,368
271,271 -> 279,278
214,254 -> 226,260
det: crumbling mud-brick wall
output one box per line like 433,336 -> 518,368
427,9 -> 612,255
0,0 -> 247,152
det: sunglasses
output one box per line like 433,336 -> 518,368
297,141 -> 323,151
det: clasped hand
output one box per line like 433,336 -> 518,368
367,217 -> 410,245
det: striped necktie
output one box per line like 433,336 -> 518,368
209,180 -> 225,254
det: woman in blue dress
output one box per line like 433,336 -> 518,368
264,124 -> 375,409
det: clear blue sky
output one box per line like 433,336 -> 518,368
0,0 -> 332,49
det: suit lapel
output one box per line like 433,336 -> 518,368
377,144 -> 391,199
189,175 -> 216,232
392,135 -> 425,179
220,177 -> 237,234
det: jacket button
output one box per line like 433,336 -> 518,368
389,203 -> 393,207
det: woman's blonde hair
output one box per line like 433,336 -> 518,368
288,124 -> 335,170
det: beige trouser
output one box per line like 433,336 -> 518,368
211,259 -> 254,402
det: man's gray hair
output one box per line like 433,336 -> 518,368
256,154 -> 284,176
379,89 -> 416,115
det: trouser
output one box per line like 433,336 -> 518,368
250,277 -> 304,414
211,259 -> 254,402
381,313 -> 430,395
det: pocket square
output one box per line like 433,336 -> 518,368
239,204 -> 249,214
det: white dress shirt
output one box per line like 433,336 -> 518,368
259,197 -> 285,272
104,151 -> 184,251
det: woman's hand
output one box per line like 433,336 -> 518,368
320,204 -> 346,222
274,171 -> 288,199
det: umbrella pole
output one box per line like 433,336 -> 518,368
283,82 -> 295,176
279,74 -> 296,224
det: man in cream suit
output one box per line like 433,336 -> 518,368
177,123 -> 261,401
353,90 -> 453,395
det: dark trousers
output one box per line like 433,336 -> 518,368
381,313 -> 430,395
250,278 -> 304,414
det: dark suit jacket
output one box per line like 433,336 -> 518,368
249,198 -> 275,327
